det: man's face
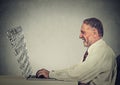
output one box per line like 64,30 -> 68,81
79,23 -> 96,47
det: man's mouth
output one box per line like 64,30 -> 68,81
82,38 -> 86,42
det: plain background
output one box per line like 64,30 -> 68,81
0,0 -> 120,75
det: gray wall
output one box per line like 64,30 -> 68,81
0,0 -> 120,75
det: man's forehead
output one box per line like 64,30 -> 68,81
81,23 -> 92,30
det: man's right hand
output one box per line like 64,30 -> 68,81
36,68 -> 49,78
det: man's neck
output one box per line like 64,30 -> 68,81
88,37 -> 102,48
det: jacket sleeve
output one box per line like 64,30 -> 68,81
49,48 -> 115,83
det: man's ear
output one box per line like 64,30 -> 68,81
93,28 -> 99,37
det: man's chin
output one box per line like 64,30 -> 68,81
83,42 -> 88,47
84,44 -> 88,47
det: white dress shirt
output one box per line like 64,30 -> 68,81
49,39 -> 117,85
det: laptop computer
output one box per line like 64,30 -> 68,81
6,26 -> 58,81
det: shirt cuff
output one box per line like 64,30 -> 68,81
49,70 -> 56,78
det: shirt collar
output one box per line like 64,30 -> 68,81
87,39 -> 105,53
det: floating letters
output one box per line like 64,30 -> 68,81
7,26 -> 32,78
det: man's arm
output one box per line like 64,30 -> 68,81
49,48 -> 114,83
36,47 -> 115,83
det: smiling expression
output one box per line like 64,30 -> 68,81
79,23 -> 100,47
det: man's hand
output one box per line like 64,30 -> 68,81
36,68 -> 49,78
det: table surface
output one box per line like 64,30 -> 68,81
0,75 -> 78,85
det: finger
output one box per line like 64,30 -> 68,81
36,70 -> 43,77
36,69 -> 43,75
40,71 -> 49,78
36,70 -> 46,78
36,68 -> 46,76
36,70 -> 40,77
